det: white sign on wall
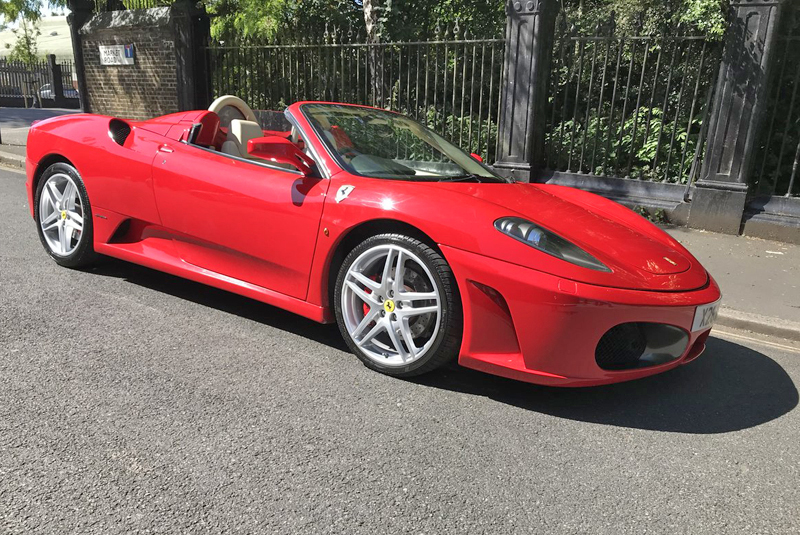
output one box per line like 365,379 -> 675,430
99,44 -> 135,66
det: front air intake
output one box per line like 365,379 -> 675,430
595,323 -> 689,371
595,323 -> 648,370
108,118 -> 131,146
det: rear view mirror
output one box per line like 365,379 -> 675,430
470,153 -> 483,163
247,136 -> 315,176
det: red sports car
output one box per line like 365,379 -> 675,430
25,97 -> 721,386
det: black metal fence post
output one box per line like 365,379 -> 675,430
67,0 -> 94,113
689,0 -> 787,234
47,54 -> 67,108
493,0 -> 560,182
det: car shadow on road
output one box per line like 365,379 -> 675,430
87,258 -> 349,352
413,337 -> 798,434
88,258 -> 796,434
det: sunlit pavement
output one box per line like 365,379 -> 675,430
667,226 -> 800,334
1,166 -> 798,534
0,107 -> 79,147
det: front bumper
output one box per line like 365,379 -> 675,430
441,245 -> 722,387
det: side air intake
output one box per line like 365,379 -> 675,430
109,118 -> 131,146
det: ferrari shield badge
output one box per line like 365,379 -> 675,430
335,185 -> 355,203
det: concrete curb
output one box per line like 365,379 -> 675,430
0,149 -> 25,170
717,307 -> 800,343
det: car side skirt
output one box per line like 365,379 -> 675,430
92,208 -> 328,324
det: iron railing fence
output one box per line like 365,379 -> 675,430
0,59 -> 49,96
59,61 -> 77,96
92,0 -> 174,11
0,58 -> 52,102
544,15 -> 721,185
753,8 -> 800,198
0,58 -> 78,106
206,27 -> 506,162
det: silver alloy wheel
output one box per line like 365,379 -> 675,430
39,173 -> 84,257
342,244 -> 442,367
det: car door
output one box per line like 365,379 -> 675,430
151,141 -> 329,300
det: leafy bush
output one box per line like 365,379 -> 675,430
546,105 -> 703,183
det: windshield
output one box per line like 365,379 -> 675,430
300,103 -> 507,182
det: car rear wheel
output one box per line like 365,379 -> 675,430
34,162 -> 97,268
334,234 -> 462,377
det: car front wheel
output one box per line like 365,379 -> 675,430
334,233 -> 462,377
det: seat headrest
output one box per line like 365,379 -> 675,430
229,119 -> 265,158
195,111 -> 221,147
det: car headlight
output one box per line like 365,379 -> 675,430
494,217 -> 610,272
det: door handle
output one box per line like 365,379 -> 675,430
158,144 -> 174,153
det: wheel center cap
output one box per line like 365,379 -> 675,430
383,299 -> 395,313
60,210 -> 67,220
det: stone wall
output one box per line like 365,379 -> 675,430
79,6 -> 195,120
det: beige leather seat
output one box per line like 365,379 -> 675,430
222,119 -> 264,159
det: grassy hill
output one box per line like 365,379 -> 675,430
0,16 -> 74,62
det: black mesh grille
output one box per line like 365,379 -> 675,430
595,323 -> 647,370
109,119 -> 131,146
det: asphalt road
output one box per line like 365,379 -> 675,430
1,166 -> 799,534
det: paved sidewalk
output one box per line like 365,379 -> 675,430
0,107 -> 79,168
668,227 -> 800,341
0,107 -> 78,131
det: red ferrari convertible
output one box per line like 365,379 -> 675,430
25,97 -> 721,386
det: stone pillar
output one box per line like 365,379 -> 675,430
493,0 -> 560,182
171,0 -> 212,111
79,3 -> 211,120
689,0 -> 787,234
66,0 -> 94,112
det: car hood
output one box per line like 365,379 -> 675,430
421,181 -> 708,292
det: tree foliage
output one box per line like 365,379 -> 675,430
0,0 -> 42,22
206,0 -> 505,42
562,0 -> 727,38
203,0 -> 726,43
206,0 -> 290,41
7,16 -> 39,63
0,0 -> 728,44
0,0 -> 43,63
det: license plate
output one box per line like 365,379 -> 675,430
692,299 -> 721,332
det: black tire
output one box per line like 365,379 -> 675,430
34,162 -> 98,268
334,233 -> 463,378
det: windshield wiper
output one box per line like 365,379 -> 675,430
440,174 -> 504,183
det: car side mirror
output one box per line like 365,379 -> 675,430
247,136 -> 315,176
470,153 -> 483,163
